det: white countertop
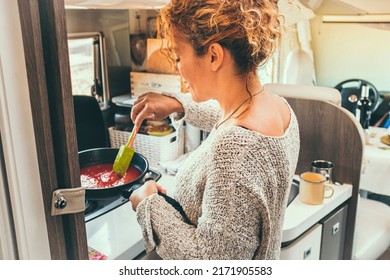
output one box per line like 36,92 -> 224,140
282,181 -> 352,242
86,169 -> 352,259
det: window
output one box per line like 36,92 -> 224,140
68,32 -> 110,110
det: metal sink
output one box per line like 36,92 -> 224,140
288,179 -> 299,206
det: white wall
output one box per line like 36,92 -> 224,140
0,0 -> 50,259
311,17 -> 390,91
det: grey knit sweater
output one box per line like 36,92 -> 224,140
136,93 -> 300,259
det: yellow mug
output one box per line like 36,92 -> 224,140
299,172 -> 334,205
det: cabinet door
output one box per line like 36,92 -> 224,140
280,224 -> 322,260
320,205 -> 348,260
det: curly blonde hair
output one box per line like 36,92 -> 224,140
160,0 -> 281,75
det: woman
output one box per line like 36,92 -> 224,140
130,0 -> 300,259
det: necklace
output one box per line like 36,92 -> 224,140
215,88 -> 264,129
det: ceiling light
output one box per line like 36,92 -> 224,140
322,15 -> 390,23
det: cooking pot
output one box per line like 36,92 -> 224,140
79,147 -> 190,223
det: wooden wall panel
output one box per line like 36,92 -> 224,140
286,97 -> 365,259
18,0 -> 88,259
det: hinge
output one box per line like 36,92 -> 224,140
51,187 -> 85,216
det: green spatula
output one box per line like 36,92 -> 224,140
113,125 -> 139,177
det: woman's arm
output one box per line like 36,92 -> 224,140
131,92 -> 184,129
135,137 -> 262,259
131,92 -> 222,132
162,92 -> 222,132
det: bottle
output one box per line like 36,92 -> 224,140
357,84 -> 372,129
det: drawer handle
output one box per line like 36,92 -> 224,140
332,222 -> 340,235
151,82 -> 162,88
303,248 -> 312,259
141,82 -> 162,88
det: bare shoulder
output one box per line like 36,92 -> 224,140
237,92 -> 291,136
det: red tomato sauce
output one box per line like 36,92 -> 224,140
80,163 -> 141,189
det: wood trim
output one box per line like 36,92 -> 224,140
18,0 -> 88,259
286,98 -> 364,259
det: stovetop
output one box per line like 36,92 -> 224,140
84,169 -> 161,223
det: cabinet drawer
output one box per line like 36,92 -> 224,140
280,223 -> 322,260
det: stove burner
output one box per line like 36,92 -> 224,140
84,200 -> 97,215
85,200 -> 90,211
84,168 -> 161,223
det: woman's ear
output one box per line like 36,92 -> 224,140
208,43 -> 224,72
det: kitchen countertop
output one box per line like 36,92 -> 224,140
86,168 -> 352,259
282,180 -> 352,242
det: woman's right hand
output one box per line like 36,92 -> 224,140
130,92 -> 184,128
129,180 -> 168,211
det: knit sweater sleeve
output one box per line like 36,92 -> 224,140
162,92 -> 222,132
135,133 -> 262,259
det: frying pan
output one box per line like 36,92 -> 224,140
79,148 -> 190,223
79,147 -> 148,200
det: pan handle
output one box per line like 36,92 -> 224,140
157,192 -> 192,224
121,182 -> 191,224
142,177 -> 190,223
120,183 -> 142,199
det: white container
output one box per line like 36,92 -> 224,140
109,126 -> 184,167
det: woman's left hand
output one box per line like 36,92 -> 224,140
129,180 -> 167,211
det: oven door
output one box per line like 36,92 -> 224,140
85,169 -> 161,259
